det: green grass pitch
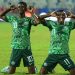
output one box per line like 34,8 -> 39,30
0,22 -> 75,75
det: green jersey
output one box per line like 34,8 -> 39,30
41,19 -> 75,54
5,15 -> 35,49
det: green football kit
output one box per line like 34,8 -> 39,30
5,15 -> 35,67
41,19 -> 75,71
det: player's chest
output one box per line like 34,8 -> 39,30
52,25 -> 70,35
12,18 -> 31,29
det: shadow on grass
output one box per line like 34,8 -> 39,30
49,73 -> 69,75
0,72 -> 69,75
0,72 -> 38,75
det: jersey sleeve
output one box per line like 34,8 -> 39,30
68,20 -> 75,30
30,16 -> 37,26
72,20 -> 75,29
30,17 -> 35,25
41,19 -> 52,29
5,15 -> 15,23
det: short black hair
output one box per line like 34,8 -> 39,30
18,1 -> 27,7
29,6 -> 34,10
56,9 -> 64,12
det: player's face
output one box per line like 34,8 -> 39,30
18,3 -> 27,14
56,12 -> 66,24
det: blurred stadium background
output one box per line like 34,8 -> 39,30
0,0 -> 75,14
0,0 -> 75,75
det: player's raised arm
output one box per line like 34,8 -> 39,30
0,8 -> 11,21
70,14 -> 75,19
0,8 -> 11,17
31,13 -> 40,26
38,12 -> 51,20
38,11 -> 57,20
67,11 -> 75,19
0,5 -> 17,19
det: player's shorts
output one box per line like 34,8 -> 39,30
9,47 -> 34,67
42,54 -> 75,72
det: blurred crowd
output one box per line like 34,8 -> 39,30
0,0 -> 75,14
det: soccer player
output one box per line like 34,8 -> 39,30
38,10 -> 75,75
0,1 -> 38,74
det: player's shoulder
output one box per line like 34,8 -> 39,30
65,18 -> 75,24
65,18 -> 72,22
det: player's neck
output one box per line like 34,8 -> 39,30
20,13 -> 25,18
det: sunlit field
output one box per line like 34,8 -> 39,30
0,22 -> 75,75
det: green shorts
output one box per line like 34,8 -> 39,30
42,54 -> 75,72
9,48 -> 34,67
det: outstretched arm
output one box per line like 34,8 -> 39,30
32,13 -> 40,26
70,15 -> 75,19
0,5 -> 16,19
38,13 -> 51,20
0,8 -> 11,18
67,11 -> 75,19
38,11 -> 56,20
31,11 -> 56,25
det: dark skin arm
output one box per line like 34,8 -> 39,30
0,8 -> 11,20
38,11 -> 56,20
32,13 -> 40,26
70,14 -> 75,19
0,5 -> 16,19
0,9 -> 11,17
30,11 -> 56,25
66,11 -> 75,19
38,12 -> 51,20
33,11 -> 56,25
